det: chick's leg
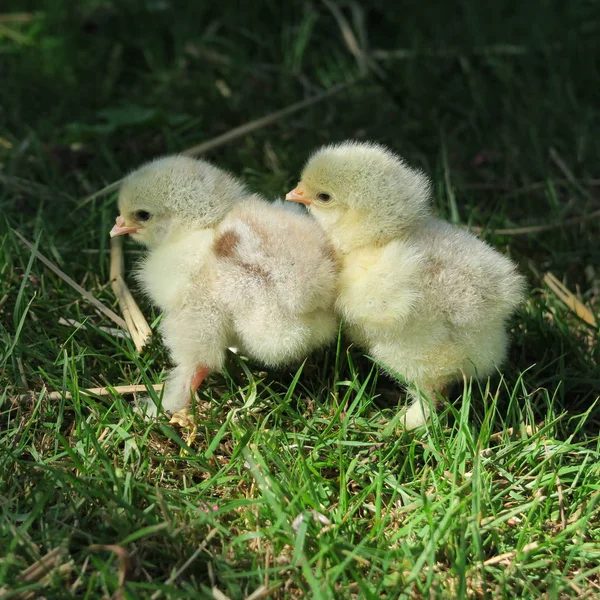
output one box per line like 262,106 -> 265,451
191,364 -> 210,391
157,362 -> 212,415
143,307 -> 227,416
402,383 -> 447,430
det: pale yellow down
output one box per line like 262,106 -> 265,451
294,141 -> 526,429
117,155 -> 339,415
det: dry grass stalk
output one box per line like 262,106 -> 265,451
322,0 -> 385,81
245,585 -> 279,600
468,208 -> 600,235
0,172 -> 73,200
556,475 -> 567,531
17,383 -> 163,403
150,528 -> 219,600
549,147 -> 596,202
0,22 -> 30,44
463,178 -> 600,191
543,272 -> 597,327
373,44 -> 536,60
110,236 -> 152,351
322,0 -> 366,75
0,546 -> 72,600
212,588 -> 232,600
58,316 -> 129,339
80,179 -> 120,205
0,12 -> 41,23
16,356 -> 28,389
81,81 -> 356,204
483,541 -> 539,566
88,545 -> 131,589
16,547 -> 65,580
13,230 -> 127,329
182,80 -> 356,156
264,545 -> 270,589
489,424 -> 537,443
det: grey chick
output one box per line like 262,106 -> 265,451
111,155 -> 339,415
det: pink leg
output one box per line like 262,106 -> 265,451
155,364 -> 211,415
191,365 -> 210,393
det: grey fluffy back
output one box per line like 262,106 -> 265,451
416,220 -> 526,327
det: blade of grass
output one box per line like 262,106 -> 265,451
13,230 -> 127,329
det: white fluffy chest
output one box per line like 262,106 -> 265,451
336,241 -> 423,328
138,230 -> 215,310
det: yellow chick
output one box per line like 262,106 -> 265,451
286,141 -> 526,429
111,155 -> 338,415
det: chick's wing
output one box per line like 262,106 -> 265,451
416,221 -> 526,327
212,199 -> 337,316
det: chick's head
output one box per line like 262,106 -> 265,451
286,141 -> 433,250
110,155 -> 247,248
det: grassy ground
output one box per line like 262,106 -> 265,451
1,1 -> 599,598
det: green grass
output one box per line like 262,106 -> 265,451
1,1 -> 599,598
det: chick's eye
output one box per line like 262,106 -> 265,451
317,193 -> 331,202
133,210 -> 151,222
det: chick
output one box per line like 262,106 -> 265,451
111,155 -> 338,415
286,141 -> 525,429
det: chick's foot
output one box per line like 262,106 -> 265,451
402,400 -> 430,430
133,395 -> 161,419
402,386 -> 445,430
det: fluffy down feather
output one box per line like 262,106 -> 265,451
287,141 -> 525,429
111,156 -> 339,415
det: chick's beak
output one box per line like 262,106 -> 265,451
110,215 -> 139,238
285,184 -> 311,206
